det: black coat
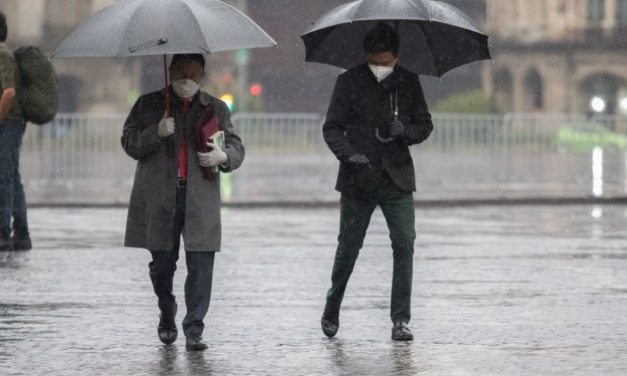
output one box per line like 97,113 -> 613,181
323,64 -> 433,197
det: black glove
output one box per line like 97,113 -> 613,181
389,120 -> 405,139
347,154 -> 370,164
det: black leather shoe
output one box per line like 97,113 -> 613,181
391,321 -> 414,341
186,335 -> 208,351
11,229 -> 32,251
0,231 -> 11,251
158,302 -> 178,345
321,314 -> 339,338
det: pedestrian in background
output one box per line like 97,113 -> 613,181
320,23 -> 433,341
121,54 -> 244,351
0,11 -> 32,252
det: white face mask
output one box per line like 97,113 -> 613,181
369,65 -> 395,82
172,79 -> 200,99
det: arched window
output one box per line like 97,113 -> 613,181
493,68 -> 513,112
56,75 -> 82,112
587,0 -> 605,22
579,73 -> 627,115
525,69 -> 544,110
617,0 -> 627,25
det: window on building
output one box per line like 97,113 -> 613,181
525,69 -> 544,111
493,68 -> 513,112
618,0 -> 627,25
587,0 -> 605,22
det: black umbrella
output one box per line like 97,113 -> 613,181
300,0 -> 491,77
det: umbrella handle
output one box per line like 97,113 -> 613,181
376,128 -> 395,143
163,55 -> 170,117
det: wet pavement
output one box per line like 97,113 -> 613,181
1,205 -> 627,375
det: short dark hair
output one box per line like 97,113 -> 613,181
0,12 -> 7,42
170,54 -> 206,70
363,23 -> 399,56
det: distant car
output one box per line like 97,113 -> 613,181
556,122 -> 627,152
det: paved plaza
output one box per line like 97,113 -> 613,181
1,205 -> 627,375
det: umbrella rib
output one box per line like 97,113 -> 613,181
181,0 -> 213,54
405,0 -> 431,22
303,26 -> 337,61
118,3 -> 148,56
415,21 -> 440,76
216,1 -> 278,47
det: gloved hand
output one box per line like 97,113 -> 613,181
347,154 -> 370,164
158,114 -> 175,138
197,141 -> 228,167
389,120 -> 405,139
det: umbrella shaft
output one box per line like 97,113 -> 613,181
163,55 -> 170,116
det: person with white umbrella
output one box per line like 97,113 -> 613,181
122,53 -> 244,351
52,0 -> 275,350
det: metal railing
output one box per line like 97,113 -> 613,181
17,112 -> 627,204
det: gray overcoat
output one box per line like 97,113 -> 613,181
121,89 -> 244,252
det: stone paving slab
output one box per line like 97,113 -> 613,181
1,205 -> 627,375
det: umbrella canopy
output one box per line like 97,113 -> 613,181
52,0 -> 277,57
300,0 -> 491,77
51,0 -> 276,116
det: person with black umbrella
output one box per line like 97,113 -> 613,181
320,23 -> 433,341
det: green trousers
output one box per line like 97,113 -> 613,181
324,175 -> 416,324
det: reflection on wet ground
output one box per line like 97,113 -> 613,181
1,205 -> 627,375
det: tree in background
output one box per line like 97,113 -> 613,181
434,89 -> 500,114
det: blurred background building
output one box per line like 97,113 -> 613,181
0,0 -> 486,114
0,0 -> 144,113
3,0 -> 627,117
485,0 -> 627,116
2,0 -> 626,205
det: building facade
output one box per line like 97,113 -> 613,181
1,0 -> 489,114
485,0 -> 627,115
0,0 -> 243,114
0,0 -> 147,113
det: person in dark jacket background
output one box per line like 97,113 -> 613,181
320,23 -> 433,342
0,11 -> 31,252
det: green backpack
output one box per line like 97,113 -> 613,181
13,46 -> 58,125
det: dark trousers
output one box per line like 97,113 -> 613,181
325,174 -> 416,324
149,186 -> 216,337
0,119 -> 28,236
